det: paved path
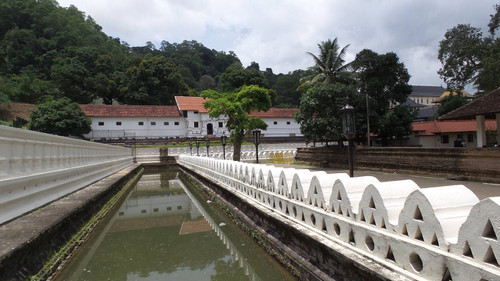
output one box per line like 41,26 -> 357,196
275,164 -> 500,200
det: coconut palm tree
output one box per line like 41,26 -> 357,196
298,38 -> 353,90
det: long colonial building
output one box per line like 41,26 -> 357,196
80,96 -> 302,140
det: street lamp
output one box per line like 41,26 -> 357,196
206,139 -> 210,157
341,102 -> 356,177
221,133 -> 227,160
189,142 -> 193,156
196,139 -> 200,156
253,130 -> 261,163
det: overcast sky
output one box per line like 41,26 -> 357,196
58,0 -> 498,89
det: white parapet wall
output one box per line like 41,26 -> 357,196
178,155 -> 500,281
0,126 -> 133,224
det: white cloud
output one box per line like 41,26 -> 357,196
57,0 -> 498,85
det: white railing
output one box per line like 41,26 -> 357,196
178,155 -> 500,281
0,126 -> 133,224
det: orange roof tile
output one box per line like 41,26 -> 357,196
175,96 -> 209,113
79,104 -> 180,117
249,108 -> 298,118
412,120 -> 497,135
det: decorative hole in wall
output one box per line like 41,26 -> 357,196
409,252 -> 423,272
431,233 -> 439,246
360,210 -> 366,222
339,207 -> 344,216
301,213 -> 306,222
368,197 -> 376,209
334,222 -> 341,236
386,246 -> 395,262
310,214 -> 317,226
483,246 -> 499,267
402,224 -> 409,236
336,191 -> 342,201
365,236 -> 375,251
441,267 -> 452,281
278,201 -> 283,210
293,206 -> 297,217
369,214 -> 376,226
463,241 -> 474,258
322,219 -> 327,232
313,187 -> 318,195
482,219 -> 497,240
414,206 -> 424,221
349,230 -> 355,244
415,226 -> 424,241
285,206 -> 290,215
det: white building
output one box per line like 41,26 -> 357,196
80,96 -> 302,140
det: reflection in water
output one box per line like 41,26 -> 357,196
54,168 -> 295,281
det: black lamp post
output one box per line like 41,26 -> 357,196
221,133 -> 227,160
189,142 -> 193,156
253,130 -> 261,163
205,139 -> 210,157
196,139 -> 200,156
341,102 -> 356,177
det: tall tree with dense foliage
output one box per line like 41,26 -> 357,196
435,94 -> 470,118
201,85 -> 271,161
352,49 -> 413,144
295,83 -> 356,144
298,38 -> 353,90
438,4 -> 500,92
120,56 -> 188,105
28,97 -> 91,137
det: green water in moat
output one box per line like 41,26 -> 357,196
53,167 -> 296,281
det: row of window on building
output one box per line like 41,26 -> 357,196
96,120 -> 293,127
97,121 -> 180,126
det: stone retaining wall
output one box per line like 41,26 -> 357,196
296,147 -> 500,182
178,155 -> 500,281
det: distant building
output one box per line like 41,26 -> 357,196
80,96 -> 302,140
408,120 -> 497,148
409,85 -> 446,107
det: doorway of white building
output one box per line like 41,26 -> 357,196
207,123 -> 214,135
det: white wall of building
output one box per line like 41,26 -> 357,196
85,116 -> 187,139
261,117 -> 302,137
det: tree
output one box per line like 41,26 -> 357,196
273,70 -> 308,107
295,83 -> 356,144
217,66 -> 269,92
28,97 -> 91,137
120,56 -> 188,105
435,94 -> 469,117
378,105 -> 415,146
201,85 -> 271,161
298,38 -> 353,90
437,24 -> 486,90
352,49 -> 412,143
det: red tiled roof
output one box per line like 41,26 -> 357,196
249,108 -> 298,118
174,96 -> 299,117
175,96 -> 209,113
79,104 -> 180,117
412,120 -> 497,136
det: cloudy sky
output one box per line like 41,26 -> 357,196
58,0 -> 497,89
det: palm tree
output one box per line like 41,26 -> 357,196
298,38 -> 353,90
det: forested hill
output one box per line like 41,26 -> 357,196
0,0 -> 305,107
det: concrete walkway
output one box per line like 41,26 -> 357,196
275,164 -> 500,200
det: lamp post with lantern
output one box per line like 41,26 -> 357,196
189,142 -> 193,156
221,133 -> 227,160
253,130 -> 261,163
206,139 -> 210,157
196,139 -> 200,156
341,102 -> 356,177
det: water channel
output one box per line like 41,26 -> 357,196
53,167 -> 296,281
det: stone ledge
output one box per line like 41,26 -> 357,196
0,164 -> 142,281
